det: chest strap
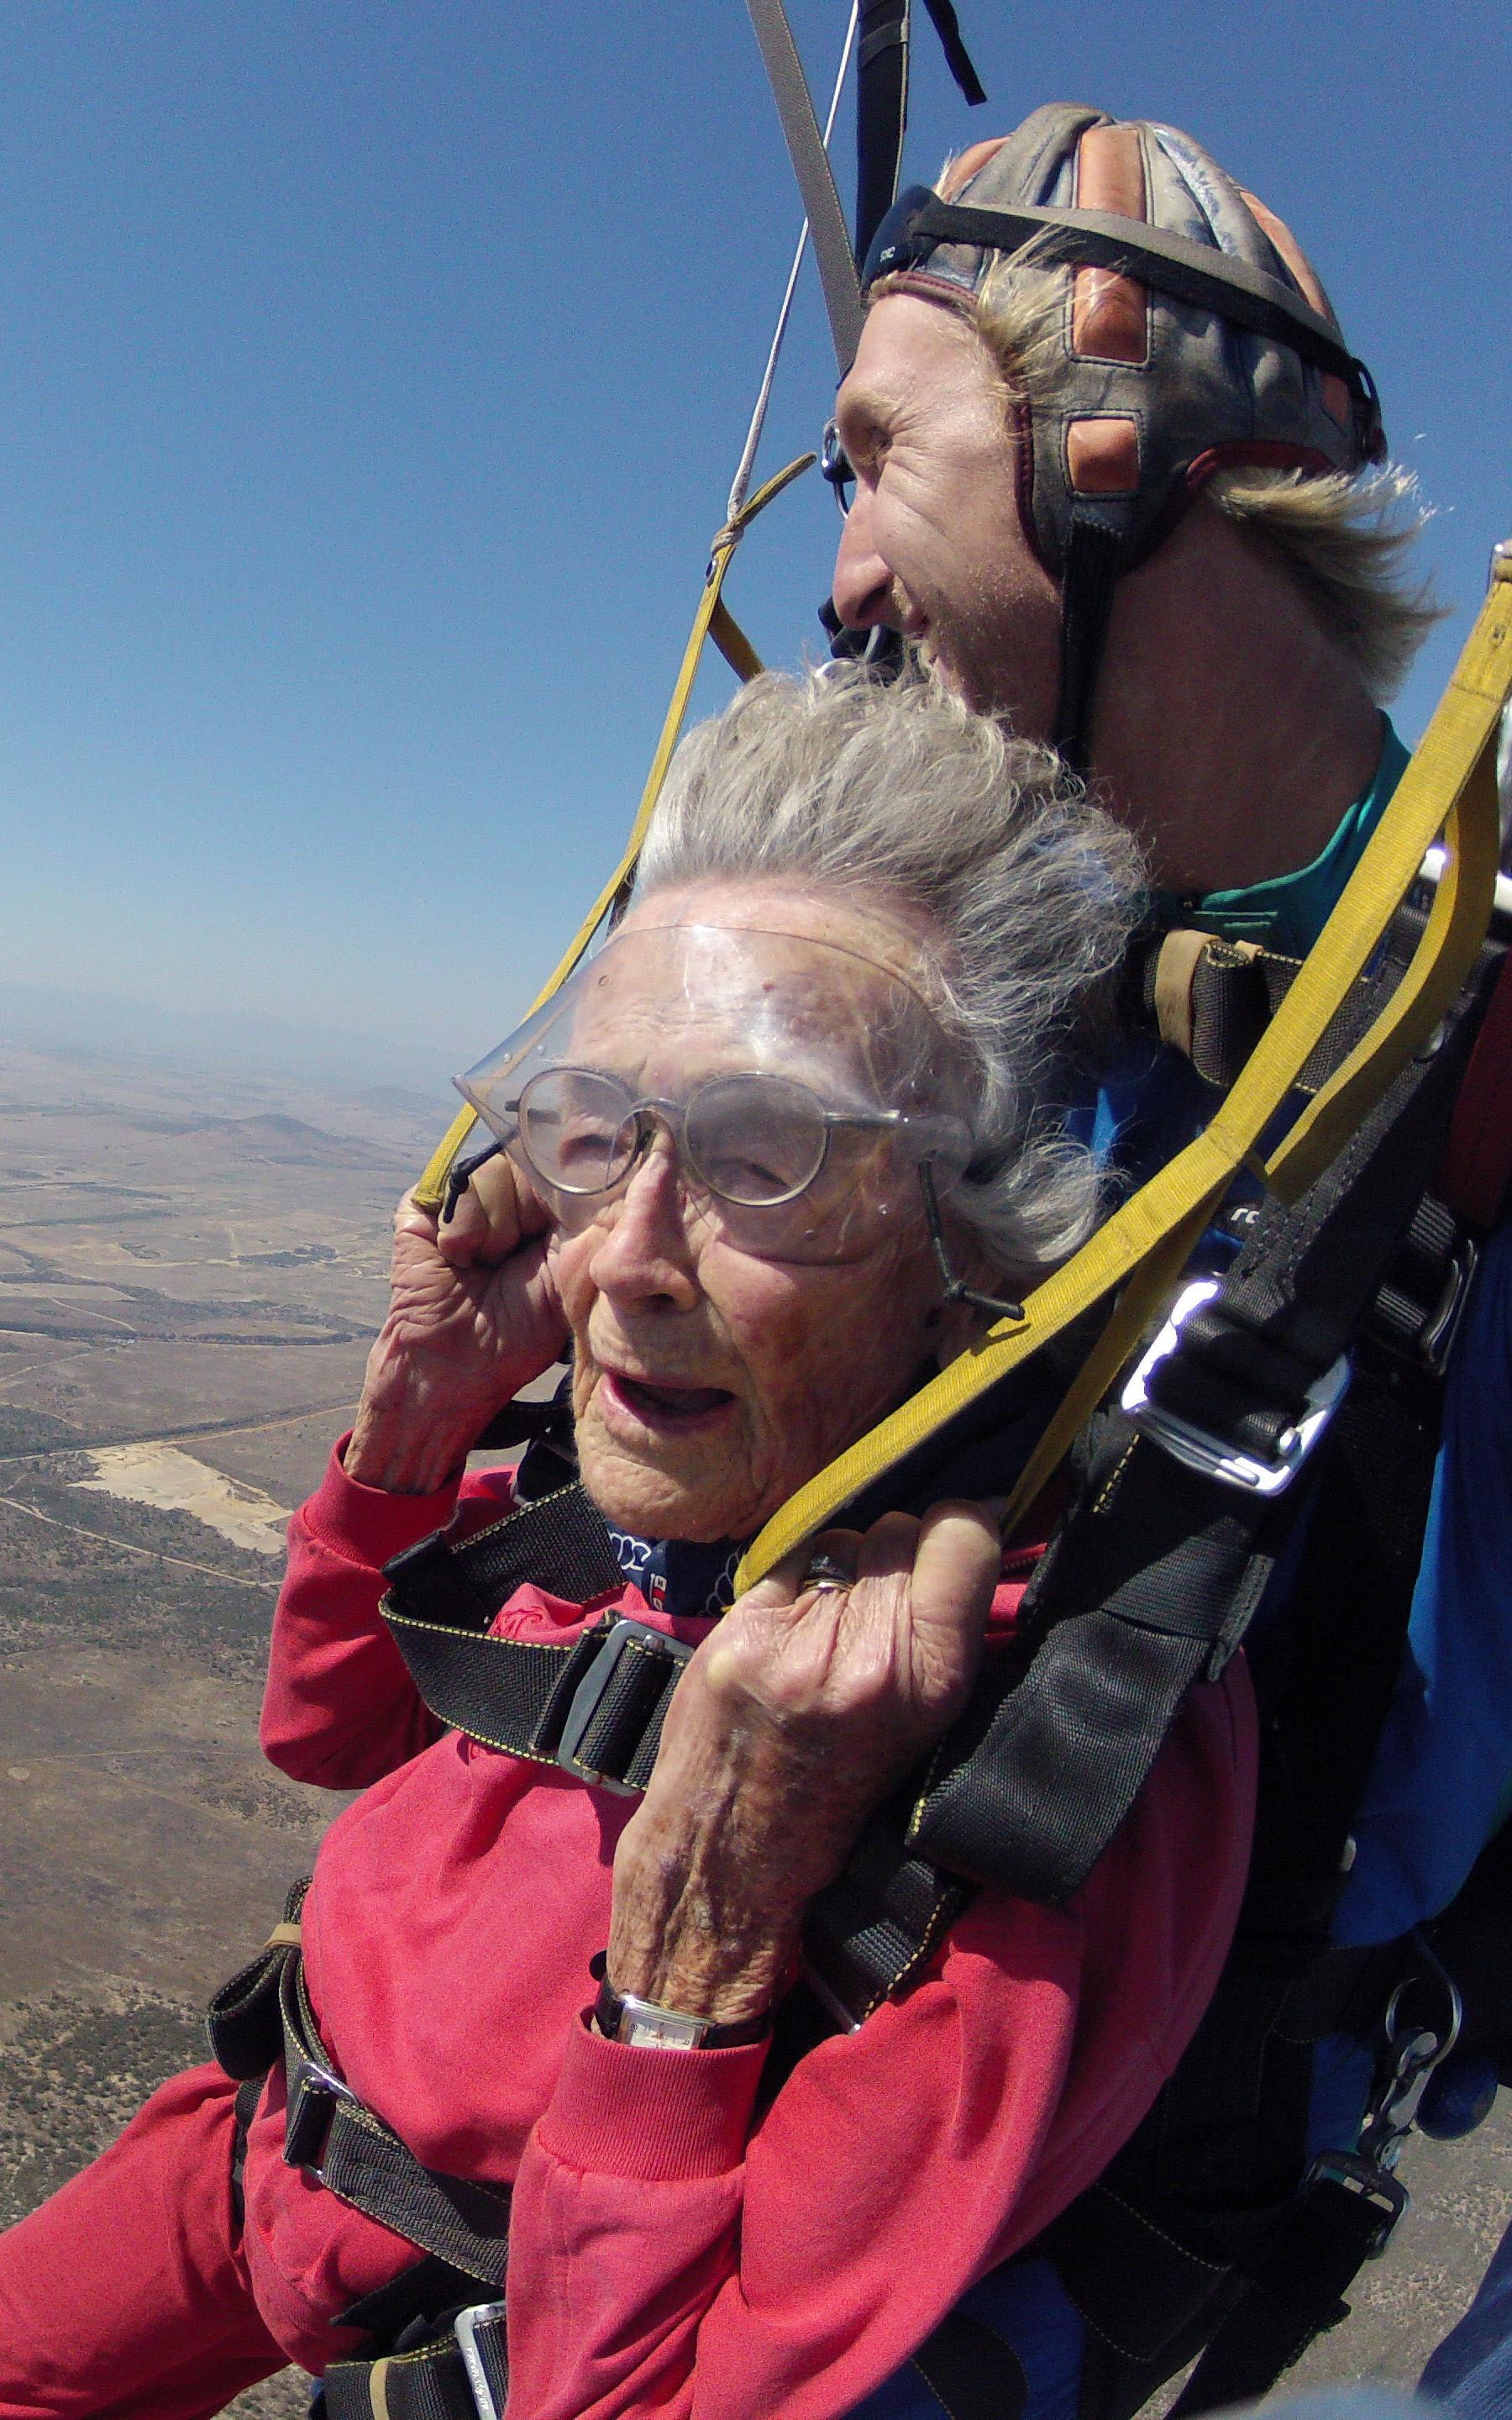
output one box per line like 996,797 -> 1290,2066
381,1483 -> 693,1793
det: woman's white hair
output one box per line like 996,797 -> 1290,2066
633,665 -> 1142,1285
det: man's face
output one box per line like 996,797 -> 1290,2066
831,292 -> 1061,737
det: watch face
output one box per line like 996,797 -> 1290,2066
622,2004 -> 707,2051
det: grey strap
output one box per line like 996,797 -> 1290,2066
744,0 -> 864,371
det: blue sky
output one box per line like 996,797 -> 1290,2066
1,0 -> 1507,1081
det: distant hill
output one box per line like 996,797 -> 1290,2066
0,981 -> 459,1107
171,1112 -> 411,1168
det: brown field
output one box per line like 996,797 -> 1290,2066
0,1034 -> 1505,2415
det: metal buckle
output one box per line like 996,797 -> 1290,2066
283,2058 -> 355,2174
1121,1278 -> 1351,1497
1357,1937 -> 1464,2171
1301,2150 -> 1410,2258
454,2302 -> 507,2420
1416,1234 -> 1479,1376
554,1615 -> 694,1795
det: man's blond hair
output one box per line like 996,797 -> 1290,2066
953,253 -> 1442,702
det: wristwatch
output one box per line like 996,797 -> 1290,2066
591,1960 -> 770,2051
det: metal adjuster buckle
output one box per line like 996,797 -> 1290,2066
454,2302 -> 508,2420
554,1615 -> 694,1795
1301,2149 -> 1409,2259
1416,1234 -> 1479,1376
283,2058 -> 354,2174
1121,1278 -> 1351,1497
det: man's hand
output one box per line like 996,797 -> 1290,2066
606,1502 -> 1001,2026
344,1156 -> 569,1494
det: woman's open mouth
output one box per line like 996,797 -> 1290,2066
600,1368 -> 737,1434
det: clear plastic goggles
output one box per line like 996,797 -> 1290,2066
454,920 -> 974,1265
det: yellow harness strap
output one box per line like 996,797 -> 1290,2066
732,561 -> 1512,1589
412,453 -> 811,1215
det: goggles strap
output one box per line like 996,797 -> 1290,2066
441,1138 -> 506,1226
918,1160 -> 1026,1324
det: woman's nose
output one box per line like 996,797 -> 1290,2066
831,489 -> 897,631
585,1137 -> 701,1308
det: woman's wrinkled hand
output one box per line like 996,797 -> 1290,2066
606,1502 -> 1002,2026
344,1157 -> 569,1494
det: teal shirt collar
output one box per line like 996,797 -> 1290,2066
1156,718 -> 1410,958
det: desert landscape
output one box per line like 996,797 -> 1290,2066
0,1025 -> 449,2414
0,1018 -> 1504,2415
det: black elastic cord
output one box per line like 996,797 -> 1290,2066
918,1160 -> 1025,1323
441,1137 -> 505,1224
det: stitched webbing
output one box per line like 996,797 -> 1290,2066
323,2338 -> 502,2420
279,1950 -> 513,2287
898,930 -> 1492,1912
379,1486 -> 689,1787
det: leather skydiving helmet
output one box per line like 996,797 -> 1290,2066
843,103 -> 1387,770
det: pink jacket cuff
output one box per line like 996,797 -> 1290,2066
302,1434 -> 464,1567
536,2016 -> 768,2183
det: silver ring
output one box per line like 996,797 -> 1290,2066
802,1549 -> 855,1594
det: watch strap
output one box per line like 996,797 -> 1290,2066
591,1960 -> 770,2051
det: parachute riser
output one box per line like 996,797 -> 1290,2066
412,452 -> 813,1216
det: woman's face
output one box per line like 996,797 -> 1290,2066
548,883 -> 958,1543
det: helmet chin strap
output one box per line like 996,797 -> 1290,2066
1053,506 -> 1124,778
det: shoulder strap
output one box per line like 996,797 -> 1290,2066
906,932 -> 1492,1907
797,913 -> 1505,2029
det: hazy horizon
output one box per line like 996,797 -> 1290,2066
0,974 -> 458,1113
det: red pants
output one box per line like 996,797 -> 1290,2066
0,2064 -> 287,2418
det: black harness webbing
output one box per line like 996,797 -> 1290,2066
898,932 -> 1482,1906
319,2305 -> 508,2420
209,1886 -> 514,2291
911,2312 -> 1027,2420
210,1889 -> 516,2417
380,1485 -> 692,1792
1019,933 -> 1510,2416
853,1 -> 987,269
854,0 -> 909,271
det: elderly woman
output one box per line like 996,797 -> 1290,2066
0,671 -> 1255,2420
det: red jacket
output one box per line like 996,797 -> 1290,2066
249,1445 -> 1257,2417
